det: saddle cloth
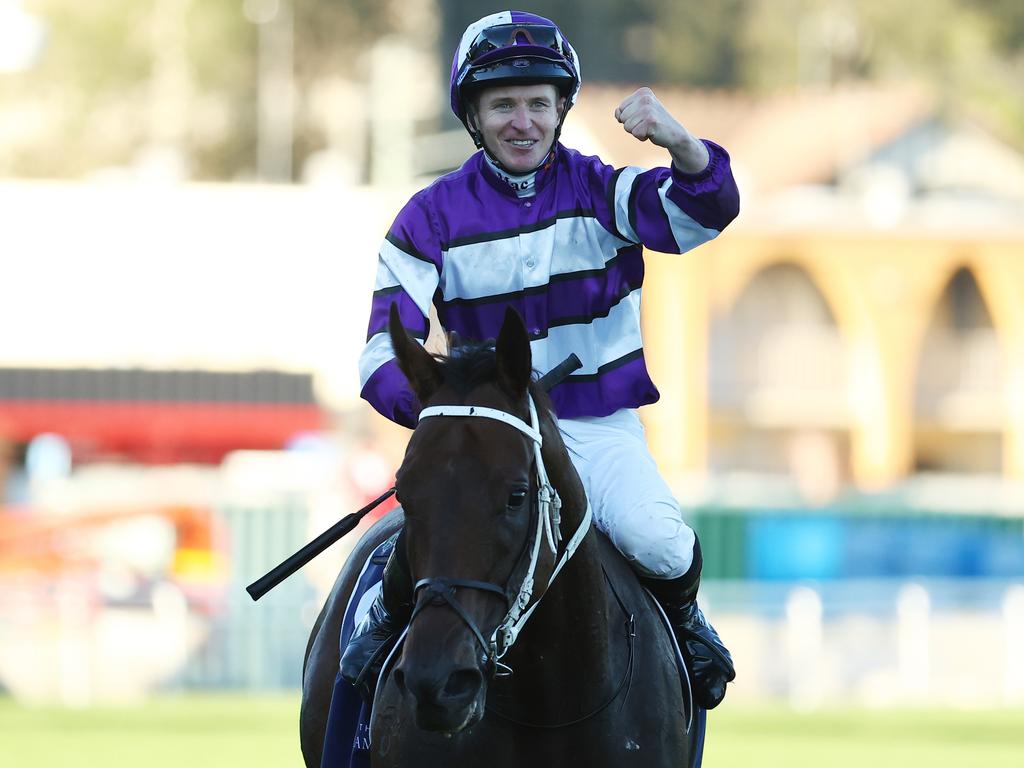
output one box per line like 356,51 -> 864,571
320,535 -> 707,768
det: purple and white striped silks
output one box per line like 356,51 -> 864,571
359,141 -> 740,428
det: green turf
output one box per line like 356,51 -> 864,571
0,694 -> 305,768
1,695 -> 1022,767
704,705 -> 1024,768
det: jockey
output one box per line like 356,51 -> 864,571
344,10 -> 738,710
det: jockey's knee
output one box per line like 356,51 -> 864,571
607,501 -> 696,580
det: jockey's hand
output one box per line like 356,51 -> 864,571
614,87 -> 710,174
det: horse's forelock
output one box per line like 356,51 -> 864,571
437,341 -> 498,396
444,343 -> 561,420
430,341 -> 522,398
432,342 -> 555,421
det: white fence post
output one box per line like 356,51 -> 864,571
56,579 -> 93,708
896,582 -> 931,702
785,585 -> 824,709
1004,584 -> 1024,705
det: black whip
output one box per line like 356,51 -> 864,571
246,487 -> 397,601
245,353 -> 582,601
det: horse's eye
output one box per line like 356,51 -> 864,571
507,489 -> 528,509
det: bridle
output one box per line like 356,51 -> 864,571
408,393 -> 593,674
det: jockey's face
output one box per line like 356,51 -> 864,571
470,84 -> 565,173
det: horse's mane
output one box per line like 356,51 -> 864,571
435,341 -> 554,417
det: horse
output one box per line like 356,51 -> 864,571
301,304 -> 696,767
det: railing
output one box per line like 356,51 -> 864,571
692,500 -> 1024,581
178,500 -> 316,690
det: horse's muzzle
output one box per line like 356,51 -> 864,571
394,662 -> 486,733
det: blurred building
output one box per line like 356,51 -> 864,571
4,80 -> 1023,491
557,84 -> 1024,492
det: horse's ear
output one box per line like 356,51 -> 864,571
388,303 -> 442,402
495,306 -> 532,396
447,329 -> 462,354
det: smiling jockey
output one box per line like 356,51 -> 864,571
344,10 -> 739,710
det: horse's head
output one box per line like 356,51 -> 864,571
386,303 -> 575,734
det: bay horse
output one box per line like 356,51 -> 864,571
301,305 -> 695,767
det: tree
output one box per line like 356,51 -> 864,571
0,0 -> 397,179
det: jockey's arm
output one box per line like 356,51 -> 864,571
359,195 -> 442,428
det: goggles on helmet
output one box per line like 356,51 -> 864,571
464,23 -> 575,68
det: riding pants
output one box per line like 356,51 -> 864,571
558,409 -> 695,580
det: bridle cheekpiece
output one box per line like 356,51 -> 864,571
416,393 -> 593,669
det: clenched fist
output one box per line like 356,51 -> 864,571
614,87 -> 709,173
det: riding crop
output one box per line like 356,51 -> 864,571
246,353 -> 581,601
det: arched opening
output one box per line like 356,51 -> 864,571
913,267 -> 1004,473
709,263 -> 851,501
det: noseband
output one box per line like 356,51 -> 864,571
412,394 -> 593,672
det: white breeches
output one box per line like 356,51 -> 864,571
558,409 -> 695,580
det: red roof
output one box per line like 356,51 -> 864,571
0,368 -> 326,463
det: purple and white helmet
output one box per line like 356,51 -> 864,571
450,11 -> 582,146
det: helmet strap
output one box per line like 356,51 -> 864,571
463,102 -> 485,149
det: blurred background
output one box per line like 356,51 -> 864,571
1,1 -> 1022,766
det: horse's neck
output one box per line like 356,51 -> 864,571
488,530 -> 619,734
540,527 -> 609,646
511,412 -> 616,677
512,520 -> 614,682
537,421 -> 611,660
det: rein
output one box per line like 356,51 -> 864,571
486,564 -> 636,730
414,393 -> 593,669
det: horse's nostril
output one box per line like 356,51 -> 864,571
443,668 -> 482,700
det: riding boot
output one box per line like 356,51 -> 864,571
640,536 -> 735,710
340,532 -> 413,700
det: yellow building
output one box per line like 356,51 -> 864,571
567,84 -> 1024,491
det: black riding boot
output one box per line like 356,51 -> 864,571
340,532 -> 413,700
640,536 -> 735,710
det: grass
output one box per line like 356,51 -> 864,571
0,694 -> 305,768
705,705 -> 1024,768
1,694 -> 1022,767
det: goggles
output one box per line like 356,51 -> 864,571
465,23 -> 574,67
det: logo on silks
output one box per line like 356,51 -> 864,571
495,169 -> 534,192
512,58 -> 530,68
